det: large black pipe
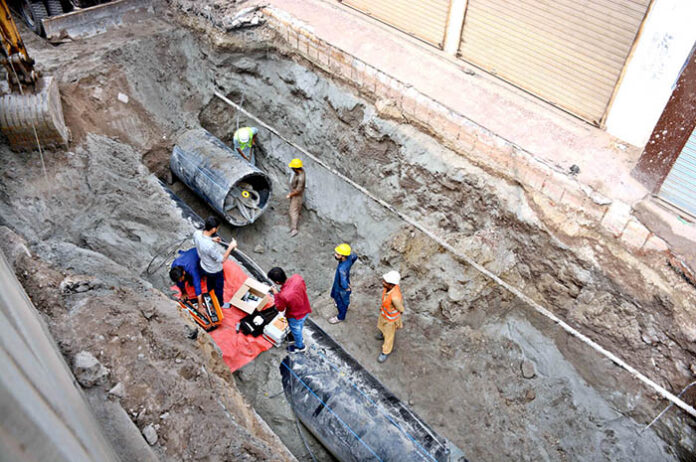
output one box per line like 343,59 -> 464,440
280,325 -> 456,462
170,128 -> 272,226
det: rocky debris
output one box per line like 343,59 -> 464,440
73,351 -> 109,387
375,98 -> 404,121
185,324 -> 199,340
0,226 -> 31,266
117,92 -> 129,104
254,244 -> 265,254
91,86 -> 104,102
222,7 -> 266,31
520,360 -> 536,379
108,382 -> 125,399
668,252 -> 696,288
60,275 -> 104,294
141,424 -> 158,446
167,1 -> 266,31
524,389 -> 536,402
140,306 -> 157,320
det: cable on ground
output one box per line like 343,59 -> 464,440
643,381 -> 696,432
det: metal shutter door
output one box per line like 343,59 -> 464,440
659,127 -> 696,217
342,0 -> 451,47
458,0 -> 651,124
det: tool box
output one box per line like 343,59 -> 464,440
177,291 -> 224,332
263,313 -> 289,347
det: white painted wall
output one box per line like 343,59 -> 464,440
605,0 -> 696,148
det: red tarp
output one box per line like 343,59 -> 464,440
171,259 -> 274,372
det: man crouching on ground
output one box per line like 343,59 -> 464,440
169,248 -> 205,308
268,267 -> 312,353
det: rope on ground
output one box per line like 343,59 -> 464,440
214,91 -> 696,420
145,236 -> 190,275
643,381 -> 696,432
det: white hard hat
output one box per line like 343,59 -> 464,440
382,270 -> 400,285
238,129 -> 250,143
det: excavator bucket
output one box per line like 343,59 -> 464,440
42,0 -> 153,42
0,76 -> 69,151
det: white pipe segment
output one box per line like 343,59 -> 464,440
213,91 -> 696,420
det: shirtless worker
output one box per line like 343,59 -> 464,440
287,158 -> 305,237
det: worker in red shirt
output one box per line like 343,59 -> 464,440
268,267 -> 312,353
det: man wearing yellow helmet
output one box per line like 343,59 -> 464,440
329,243 -> 358,324
286,158 -> 305,237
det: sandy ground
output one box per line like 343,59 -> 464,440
0,1 -> 694,460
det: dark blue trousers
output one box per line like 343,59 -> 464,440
201,268 -> 225,305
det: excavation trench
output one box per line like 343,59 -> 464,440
187,50 -> 694,460
1,10 -> 694,462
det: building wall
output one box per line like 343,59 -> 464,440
605,0 -> 696,147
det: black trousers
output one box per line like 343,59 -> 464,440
201,267 -> 225,305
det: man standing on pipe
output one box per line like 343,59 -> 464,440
268,267 -> 312,353
329,243 -> 358,324
233,126 -> 259,164
193,216 -> 238,307
287,158 -> 305,237
376,271 -> 404,363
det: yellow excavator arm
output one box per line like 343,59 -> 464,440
0,0 -> 68,151
0,0 -> 38,89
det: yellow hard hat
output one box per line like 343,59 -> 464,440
288,158 -> 303,169
335,243 -> 351,256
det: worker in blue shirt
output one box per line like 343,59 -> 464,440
329,243 -> 358,324
169,248 -> 205,308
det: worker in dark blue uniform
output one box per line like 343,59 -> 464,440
169,248 -> 205,308
329,243 -> 358,324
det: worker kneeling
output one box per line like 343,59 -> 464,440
169,248 -> 224,330
376,271 -> 404,363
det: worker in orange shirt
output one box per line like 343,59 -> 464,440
376,271 -> 404,363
